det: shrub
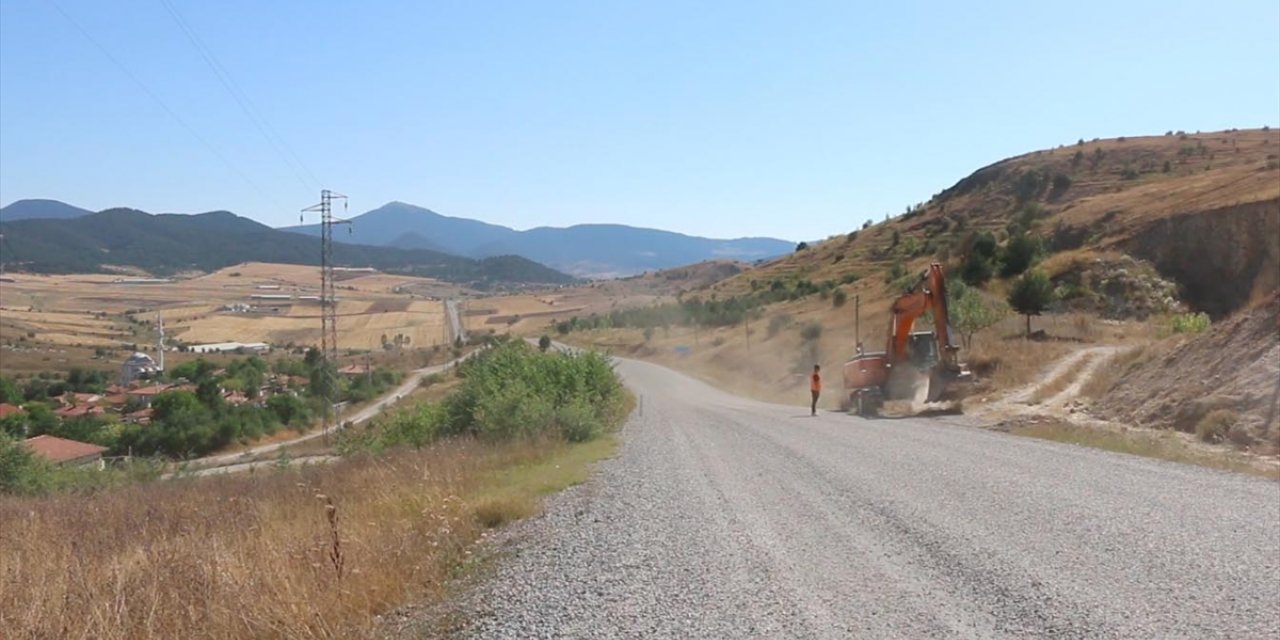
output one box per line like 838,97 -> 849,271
1196,409 -> 1237,444
795,241 -> 809,252
800,322 -> 823,342
832,289 -> 848,307
1170,312 -> 1210,334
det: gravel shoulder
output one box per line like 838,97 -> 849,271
445,357 -> 1280,639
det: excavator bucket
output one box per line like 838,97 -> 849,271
926,368 -> 947,403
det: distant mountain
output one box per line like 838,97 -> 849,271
282,201 -> 793,278
0,208 -> 573,287
0,199 -> 93,222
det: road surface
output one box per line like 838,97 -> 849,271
460,357 -> 1280,639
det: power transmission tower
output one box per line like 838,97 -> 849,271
301,190 -> 350,441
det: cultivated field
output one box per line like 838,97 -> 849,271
0,263 -> 457,374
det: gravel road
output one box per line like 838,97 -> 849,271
457,357 -> 1280,639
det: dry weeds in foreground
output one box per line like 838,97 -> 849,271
0,438 -> 571,639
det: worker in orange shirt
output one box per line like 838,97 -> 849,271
810,364 -> 821,416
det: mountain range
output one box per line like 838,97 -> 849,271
0,199 -> 792,278
0,206 -> 572,287
284,202 -> 792,277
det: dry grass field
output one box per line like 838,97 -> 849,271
0,435 -> 618,639
0,263 -> 458,374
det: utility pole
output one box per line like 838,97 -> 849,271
854,294 -> 861,354
301,190 -> 350,442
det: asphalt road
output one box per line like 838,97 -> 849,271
461,357 -> 1280,639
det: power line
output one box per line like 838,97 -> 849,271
158,0 -> 321,191
44,0 -> 286,210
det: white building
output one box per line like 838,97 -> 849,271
189,342 -> 270,354
120,352 -> 161,385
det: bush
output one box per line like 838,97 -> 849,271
800,322 -> 823,342
832,288 -> 848,307
1196,409 -> 1237,444
1170,312 -> 1210,334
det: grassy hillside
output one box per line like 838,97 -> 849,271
555,128 -> 1279,416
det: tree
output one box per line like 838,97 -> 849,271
267,394 -> 310,426
948,281 -> 1007,348
538,335 -> 552,352
1007,270 -> 1054,337
999,233 -> 1040,277
0,376 -> 20,405
795,241 -> 809,252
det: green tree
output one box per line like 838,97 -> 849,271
999,233 -> 1041,277
266,394 -> 310,425
795,241 -> 810,252
24,403 -> 60,437
948,281 -> 1008,348
1007,270 -> 1054,337
0,376 -> 21,405
538,335 -> 552,352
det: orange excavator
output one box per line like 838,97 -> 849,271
842,263 -> 970,416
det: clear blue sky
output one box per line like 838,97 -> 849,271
2,0 -> 1277,241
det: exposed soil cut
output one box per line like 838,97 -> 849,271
1093,291 -> 1280,448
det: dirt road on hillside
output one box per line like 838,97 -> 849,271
451,357 -> 1280,639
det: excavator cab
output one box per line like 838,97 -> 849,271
905,331 -> 939,370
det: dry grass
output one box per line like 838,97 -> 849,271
1028,355 -> 1091,404
0,435 -> 617,639
1006,417 -> 1279,480
966,336 -> 1075,391
1079,345 -> 1156,400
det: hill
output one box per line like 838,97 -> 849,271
546,127 -> 1280,420
282,201 -> 792,278
706,128 -> 1279,318
0,199 -> 92,222
0,208 -> 573,287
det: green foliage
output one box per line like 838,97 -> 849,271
538,335 -> 553,351
1170,312 -> 1211,334
266,394 -> 310,426
795,241 -> 810,252
1007,270 -> 1054,335
999,233 -> 1041,277
884,260 -> 907,284
0,432 -> 52,494
947,280 -> 1008,348
348,342 -> 625,451
832,288 -> 848,308
0,376 -> 20,405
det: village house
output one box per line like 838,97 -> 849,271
24,434 -> 108,469
0,402 -> 24,419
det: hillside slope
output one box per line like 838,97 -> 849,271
0,208 -> 573,287
1094,292 -> 1279,448
0,199 -> 92,222
707,128 -> 1279,318
282,201 -> 792,278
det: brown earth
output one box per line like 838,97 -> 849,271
1093,291 -> 1280,449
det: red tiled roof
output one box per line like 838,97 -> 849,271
103,394 -> 130,406
55,405 -> 105,418
0,403 -> 24,418
124,408 -> 153,424
24,435 -> 107,464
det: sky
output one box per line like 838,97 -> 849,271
1,1 -> 1277,242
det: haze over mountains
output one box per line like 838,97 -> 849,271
282,202 -> 793,278
0,199 -> 792,279
0,205 -> 571,287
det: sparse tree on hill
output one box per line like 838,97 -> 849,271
1007,269 -> 1054,337
947,281 -> 1007,348
538,335 -> 552,352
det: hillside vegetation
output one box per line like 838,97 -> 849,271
553,128 -> 1279,434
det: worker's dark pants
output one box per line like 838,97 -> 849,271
811,390 -> 819,415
